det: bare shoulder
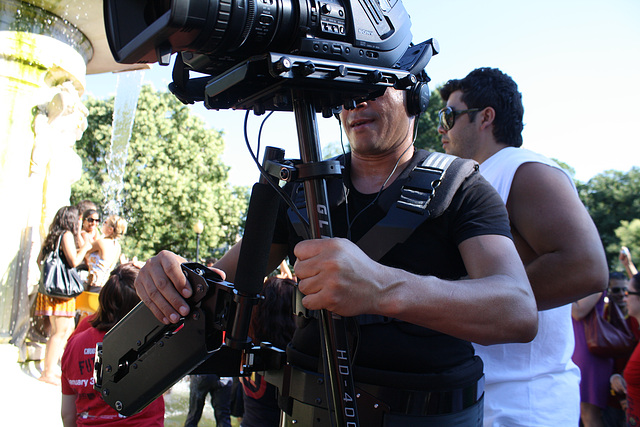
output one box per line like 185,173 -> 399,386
507,161 -> 581,214
507,160 -> 596,253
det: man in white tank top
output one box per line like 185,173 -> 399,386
438,67 -> 608,426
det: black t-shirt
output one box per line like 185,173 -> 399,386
272,150 -> 512,390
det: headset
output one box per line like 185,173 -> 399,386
335,73 -> 430,121
406,80 -> 430,117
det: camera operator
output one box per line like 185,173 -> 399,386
136,86 -> 538,426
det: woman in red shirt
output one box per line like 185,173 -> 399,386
61,263 -> 164,426
611,273 -> 640,426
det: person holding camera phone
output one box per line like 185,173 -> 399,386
135,85 -> 538,426
438,67 -> 608,426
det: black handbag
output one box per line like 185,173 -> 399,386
38,234 -> 84,300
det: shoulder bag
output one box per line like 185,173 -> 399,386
584,300 -> 637,358
38,234 -> 85,300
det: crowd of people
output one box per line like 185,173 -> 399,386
27,65 -> 639,427
572,250 -> 640,427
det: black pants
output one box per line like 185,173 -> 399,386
184,374 -> 233,427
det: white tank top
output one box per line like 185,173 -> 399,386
474,147 -> 580,426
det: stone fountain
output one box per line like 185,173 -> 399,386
0,0 -> 147,348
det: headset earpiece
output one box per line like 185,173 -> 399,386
406,82 -> 430,117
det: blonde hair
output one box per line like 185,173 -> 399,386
105,215 -> 127,238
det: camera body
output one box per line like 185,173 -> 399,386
105,0 -> 416,76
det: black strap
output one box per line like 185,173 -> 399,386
356,152 -> 478,261
287,151 -> 478,262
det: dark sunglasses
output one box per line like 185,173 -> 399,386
85,218 -> 100,224
438,107 -> 480,131
609,287 -> 628,294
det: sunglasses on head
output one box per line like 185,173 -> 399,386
438,106 -> 480,131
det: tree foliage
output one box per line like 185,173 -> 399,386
72,85 -> 249,262
577,167 -> 640,269
615,219 -> 640,266
414,87 -> 445,152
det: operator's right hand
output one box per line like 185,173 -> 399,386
135,250 -> 226,324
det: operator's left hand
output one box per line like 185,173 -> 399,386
294,237 -> 389,316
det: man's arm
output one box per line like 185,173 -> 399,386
294,234 -> 538,346
134,241 -> 289,324
506,162 -> 608,310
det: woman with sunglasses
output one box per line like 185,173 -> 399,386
85,215 -> 127,289
611,274 -> 640,426
79,209 -> 101,247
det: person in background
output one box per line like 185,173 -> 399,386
85,215 -> 127,290
439,67 -> 608,426
611,274 -> 640,426
61,263 -> 164,426
76,200 -> 98,222
184,255 -> 234,427
183,375 -> 233,427
604,270 -> 640,427
76,209 -> 101,283
620,247 -> 638,279
79,209 -> 101,247
275,260 -> 294,280
35,205 -> 92,385
241,277 -> 297,427
572,289 -> 614,427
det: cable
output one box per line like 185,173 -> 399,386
243,111 -> 311,235
344,142 -> 413,241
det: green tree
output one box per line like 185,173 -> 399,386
614,219 -> 640,268
577,167 -> 640,268
72,85 -> 249,262
414,87 -> 445,152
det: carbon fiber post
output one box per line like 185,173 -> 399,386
292,91 -> 360,427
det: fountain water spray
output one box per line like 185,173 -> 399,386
103,69 -> 144,216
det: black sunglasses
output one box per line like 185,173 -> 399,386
85,218 -> 100,224
438,107 -> 480,131
609,287 -> 628,294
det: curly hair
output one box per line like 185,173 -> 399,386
440,67 -> 524,147
39,205 -> 80,260
90,263 -> 141,331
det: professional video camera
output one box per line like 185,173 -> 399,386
98,2 -> 439,425
104,0 -> 437,113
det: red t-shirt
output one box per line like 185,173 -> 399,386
61,327 -> 164,426
624,343 -> 640,426
69,314 -> 94,340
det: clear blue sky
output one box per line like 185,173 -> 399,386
86,0 -> 640,187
